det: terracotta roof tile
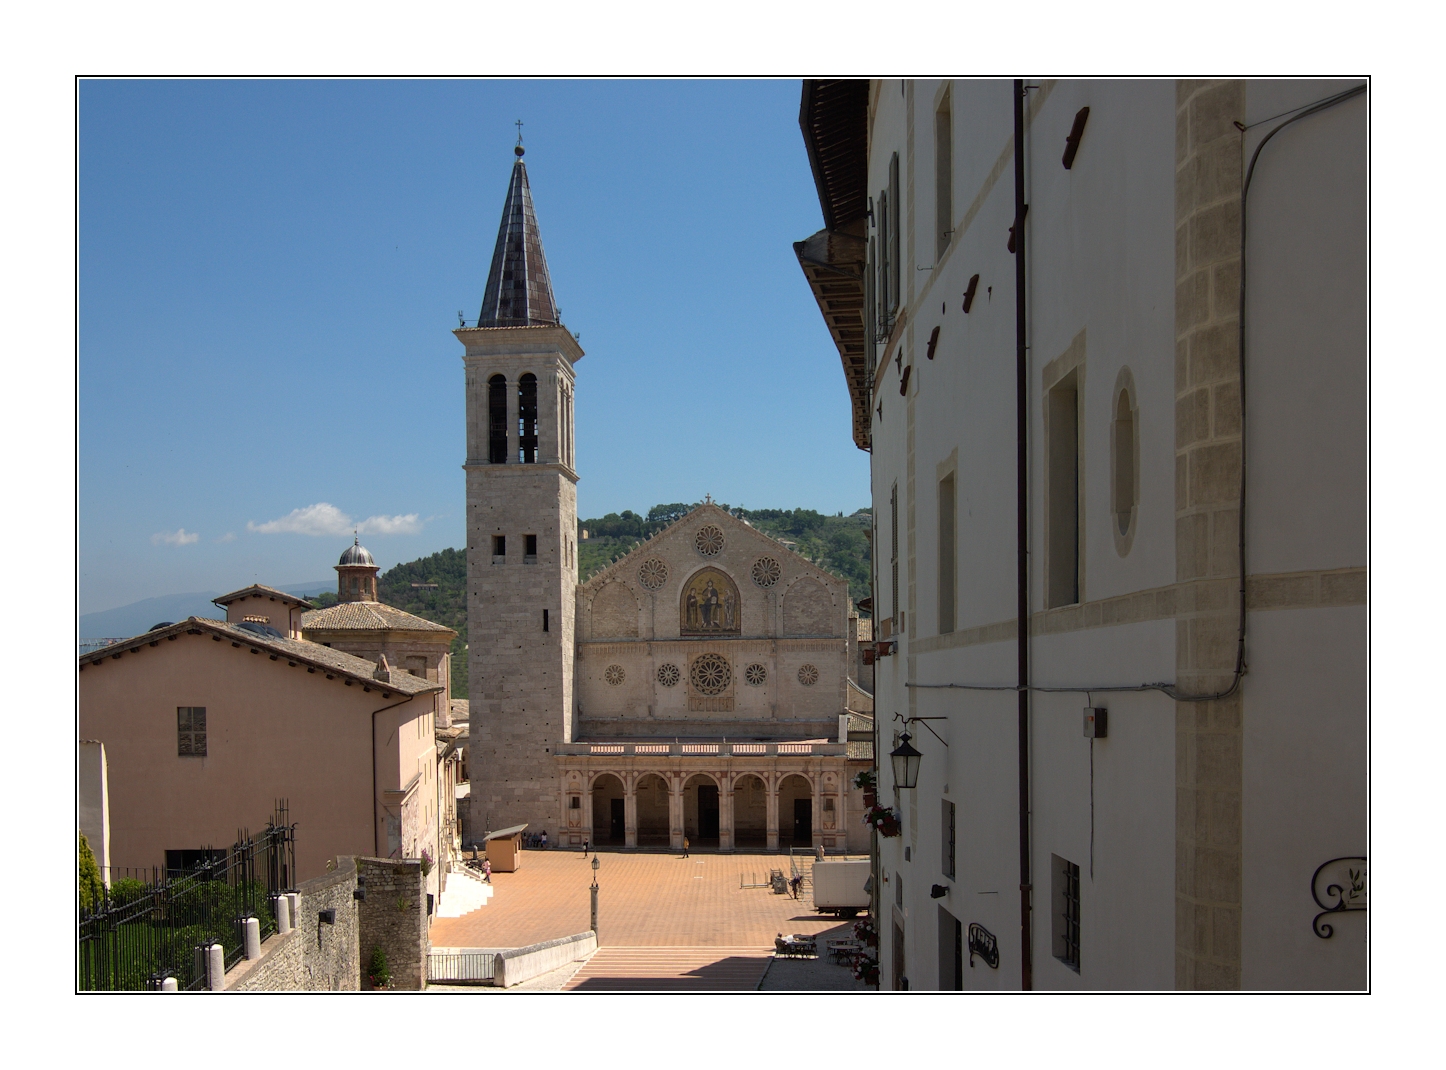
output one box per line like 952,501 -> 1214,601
301,602 -> 455,636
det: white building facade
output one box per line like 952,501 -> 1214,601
796,79 -> 1366,990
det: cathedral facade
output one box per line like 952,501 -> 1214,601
460,144 -> 869,853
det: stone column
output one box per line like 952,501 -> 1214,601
669,777 -> 685,850
624,775 -> 638,849
719,775 -> 735,852
811,776 -> 823,849
766,778 -> 780,852
1174,79 -> 1246,991
582,777 -> 594,845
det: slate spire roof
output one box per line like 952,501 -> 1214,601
478,147 -> 560,328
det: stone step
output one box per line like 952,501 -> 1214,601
563,946 -> 771,992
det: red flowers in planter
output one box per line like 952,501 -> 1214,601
864,804 -> 901,838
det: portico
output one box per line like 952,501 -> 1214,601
558,741 -> 865,853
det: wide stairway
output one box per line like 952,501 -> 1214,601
563,947 -> 771,991
436,866 -> 494,918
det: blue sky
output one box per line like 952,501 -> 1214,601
79,79 -> 869,615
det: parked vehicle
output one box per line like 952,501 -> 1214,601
811,859 -> 870,917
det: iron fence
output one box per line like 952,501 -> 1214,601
426,950 -> 498,984
78,802 -> 296,991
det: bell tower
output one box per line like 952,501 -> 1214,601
457,141 -> 582,838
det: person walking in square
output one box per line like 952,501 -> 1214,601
583,837 -> 590,858
683,835 -> 690,859
482,858 -> 491,884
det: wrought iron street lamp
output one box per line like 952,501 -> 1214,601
590,855 -> 600,935
890,732 -> 922,790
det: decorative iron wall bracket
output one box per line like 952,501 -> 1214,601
968,922 -> 999,968
1311,856 -> 1367,939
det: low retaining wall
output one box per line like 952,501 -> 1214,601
227,857 -> 360,991
494,932 -> 596,988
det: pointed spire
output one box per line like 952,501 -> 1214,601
478,144 -> 560,328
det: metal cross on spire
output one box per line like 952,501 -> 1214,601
515,119 -> 524,146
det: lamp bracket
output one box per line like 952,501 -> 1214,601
892,713 -> 950,747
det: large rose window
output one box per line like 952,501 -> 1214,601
689,653 -> 732,695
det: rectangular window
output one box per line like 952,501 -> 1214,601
1052,854 -> 1081,972
941,799 -> 956,880
935,93 -> 953,261
525,533 -> 538,559
888,152 -> 901,316
938,473 -> 955,634
890,483 -> 900,622
492,534 -> 506,558
865,233 -> 878,376
1046,372 -> 1081,608
543,609 -> 549,632
877,190 -> 890,332
165,848 -> 224,878
177,706 -> 206,757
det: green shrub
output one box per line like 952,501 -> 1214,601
367,946 -> 391,989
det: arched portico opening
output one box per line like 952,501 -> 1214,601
778,774 -> 814,849
733,774 -> 768,848
635,773 -> 670,846
591,773 -> 625,845
682,773 -> 720,848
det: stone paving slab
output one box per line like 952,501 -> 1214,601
427,849 -> 851,950
564,947 -> 770,992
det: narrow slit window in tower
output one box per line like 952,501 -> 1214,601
938,473 -> 955,634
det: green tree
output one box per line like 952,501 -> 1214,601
79,831 -> 104,913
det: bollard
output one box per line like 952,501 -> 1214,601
275,894 -> 291,935
243,917 -> 261,960
287,892 -> 300,927
161,976 -> 178,992
208,943 -> 225,991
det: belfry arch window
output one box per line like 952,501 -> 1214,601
488,375 -> 508,464
518,373 -> 538,464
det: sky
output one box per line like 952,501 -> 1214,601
79,79 -> 870,615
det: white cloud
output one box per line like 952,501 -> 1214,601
214,532 -> 237,543
152,528 -> 200,546
247,502 -> 422,538
358,513 -> 422,536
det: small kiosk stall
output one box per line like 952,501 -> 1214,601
483,824 -> 528,873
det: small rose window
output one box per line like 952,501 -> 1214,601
657,663 -> 680,687
797,664 -> 819,686
745,663 -> 767,686
751,556 -> 781,587
604,664 -> 626,686
694,525 -> 725,557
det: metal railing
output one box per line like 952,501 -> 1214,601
427,950 -> 498,984
78,803 -> 296,991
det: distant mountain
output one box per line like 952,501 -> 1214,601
78,581 -> 333,640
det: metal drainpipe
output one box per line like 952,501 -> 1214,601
1013,78 -> 1034,992
371,696 -> 412,858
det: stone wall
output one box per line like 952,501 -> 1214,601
228,857 -> 360,991
357,857 -> 429,990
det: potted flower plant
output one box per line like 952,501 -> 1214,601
863,803 -> 901,838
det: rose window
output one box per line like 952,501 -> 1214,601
694,525 -> 725,557
604,664 -> 626,686
638,558 -> 669,590
745,663 -> 767,686
689,653 -> 732,695
797,664 -> 819,686
657,663 -> 681,687
751,556 -> 781,587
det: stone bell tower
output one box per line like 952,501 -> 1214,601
457,141 -> 582,839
